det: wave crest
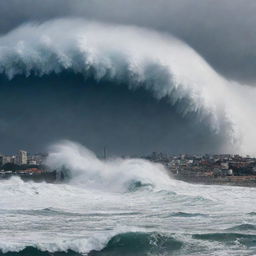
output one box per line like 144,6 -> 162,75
90,232 -> 183,256
0,232 -> 182,256
0,19 -> 256,154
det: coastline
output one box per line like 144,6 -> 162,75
175,174 -> 256,187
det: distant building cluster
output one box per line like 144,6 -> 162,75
0,150 -> 53,181
145,153 -> 256,186
0,150 -> 47,167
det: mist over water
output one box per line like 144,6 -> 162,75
46,141 -> 171,192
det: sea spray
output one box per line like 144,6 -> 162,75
1,19 -> 256,154
0,142 -> 256,255
45,140 -> 171,192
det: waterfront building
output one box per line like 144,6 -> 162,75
17,150 -> 28,165
28,160 -> 37,165
2,156 -> 13,165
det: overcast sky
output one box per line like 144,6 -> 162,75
1,0 -> 256,84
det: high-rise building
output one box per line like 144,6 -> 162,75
2,156 -> 12,165
17,150 -> 28,165
0,155 -> 3,166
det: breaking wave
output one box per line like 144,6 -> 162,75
0,232 -> 183,256
0,141 -> 256,256
0,18 -> 256,154
45,141 -> 172,193
90,232 -> 183,256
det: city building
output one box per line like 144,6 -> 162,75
0,155 -> 16,166
28,160 -> 37,165
16,150 -> 28,165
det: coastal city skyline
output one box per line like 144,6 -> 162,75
1,145 -> 256,187
0,150 -> 46,166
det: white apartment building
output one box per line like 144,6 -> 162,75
17,150 -> 28,165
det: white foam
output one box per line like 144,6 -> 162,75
46,140 -> 172,193
0,19 -> 256,154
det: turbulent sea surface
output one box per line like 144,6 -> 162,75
0,142 -> 256,256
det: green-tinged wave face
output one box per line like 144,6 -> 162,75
248,212 -> 256,216
226,224 -> 256,231
168,212 -> 208,218
0,233 -> 183,256
90,232 -> 183,256
0,247 -> 81,256
127,181 -> 154,192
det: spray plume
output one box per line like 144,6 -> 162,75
45,140 -> 172,192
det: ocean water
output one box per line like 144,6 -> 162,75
0,143 -> 256,256
1,14 -> 256,256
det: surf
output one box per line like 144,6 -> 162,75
45,140 -> 172,193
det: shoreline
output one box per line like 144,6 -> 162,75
1,172 -> 256,188
175,174 -> 256,187
0,171 -> 59,183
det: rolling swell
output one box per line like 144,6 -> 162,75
193,233 -> 256,247
0,233 -> 183,256
248,212 -> 256,216
168,212 -> 208,218
89,232 -> 183,256
226,224 -> 256,231
0,248 -> 80,256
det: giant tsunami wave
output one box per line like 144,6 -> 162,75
0,19 -> 256,154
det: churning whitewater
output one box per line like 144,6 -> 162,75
1,18 -> 256,256
0,141 -> 256,256
0,19 -> 256,154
